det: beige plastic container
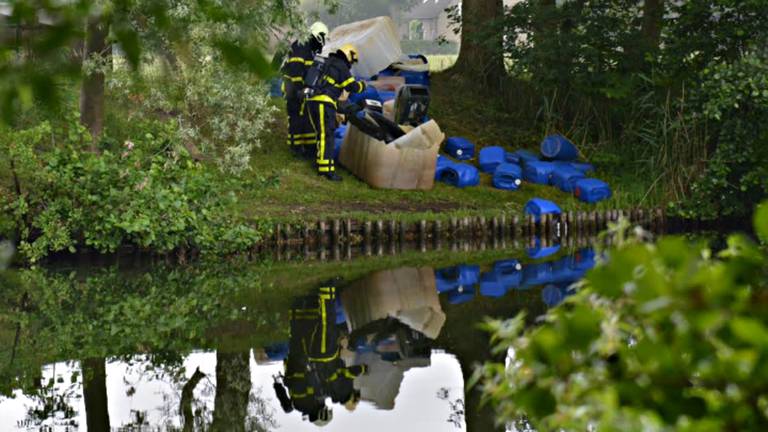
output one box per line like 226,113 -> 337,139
339,119 -> 444,190
340,267 -> 446,340
368,76 -> 406,93
324,16 -> 402,78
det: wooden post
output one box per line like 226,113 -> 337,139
512,215 -> 520,239
331,219 -> 341,245
433,220 -> 442,250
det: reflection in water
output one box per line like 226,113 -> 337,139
1,246 -> 596,431
82,358 -> 110,432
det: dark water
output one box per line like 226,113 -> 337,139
0,242 -> 597,431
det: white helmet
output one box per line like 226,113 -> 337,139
310,21 -> 329,46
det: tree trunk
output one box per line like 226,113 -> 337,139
80,16 -> 110,151
627,0 -> 664,70
454,0 -> 506,87
82,358 -> 110,432
641,0 -> 664,53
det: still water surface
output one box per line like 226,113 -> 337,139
0,242 -> 597,431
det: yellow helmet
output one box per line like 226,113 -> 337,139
338,44 -> 359,65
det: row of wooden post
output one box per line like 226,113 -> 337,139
269,207 -> 669,251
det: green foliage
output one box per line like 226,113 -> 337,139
0,115 -> 261,262
0,0 -> 301,121
477,204 -> 768,431
496,0 -> 767,216
401,40 -> 459,56
680,52 -> 768,219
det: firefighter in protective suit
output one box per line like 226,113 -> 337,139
273,286 -> 366,426
304,44 -> 366,181
281,22 -> 328,159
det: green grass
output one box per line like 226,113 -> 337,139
232,71 -> 650,225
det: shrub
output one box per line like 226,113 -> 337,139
476,206 -> 768,430
681,51 -> 768,219
0,115 -> 261,262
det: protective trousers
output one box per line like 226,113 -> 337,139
286,97 -> 316,159
305,100 -> 337,174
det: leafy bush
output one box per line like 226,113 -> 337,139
476,206 -> 768,431
680,51 -> 768,219
108,1 -> 281,175
0,115 -> 261,263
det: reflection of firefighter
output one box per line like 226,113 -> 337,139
273,286 -> 367,426
281,22 -> 328,159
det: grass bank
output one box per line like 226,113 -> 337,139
234,71 -> 656,227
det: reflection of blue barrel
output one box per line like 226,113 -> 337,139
522,261 -> 555,287
265,342 -> 290,361
479,146 -> 506,173
494,260 -> 523,289
551,256 -> 585,283
541,134 -> 579,161
527,237 -> 561,259
571,248 -> 597,272
447,285 -> 475,304
542,284 -> 566,307
480,272 -> 508,298
493,163 -> 523,191
523,161 -> 556,184
525,198 -> 562,222
335,296 -> 347,325
435,265 -> 480,293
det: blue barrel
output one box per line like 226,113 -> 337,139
506,149 -> 539,165
524,198 -> 562,222
555,161 -> 595,174
333,125 -> 347,161
436,162 -> 480,188
574,178 -> 612,204
551,164 -> 586,193
479,146 -> 506,173
379,90 -> 397,102
541,134 -> 579,161
400,70 -> 430,87
349,85 -> 381,105
523,161 -> 556,184
445,137 -> 475,160
493,163 -> 523,191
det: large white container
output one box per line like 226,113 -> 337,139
324,16 -> 403,78
339,119 -> 445,190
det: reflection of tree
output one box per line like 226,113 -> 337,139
209,351 -> 278,432
82,358 -> 110,432
22,363 -> 78,429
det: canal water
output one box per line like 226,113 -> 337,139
0,240 -> 598,431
